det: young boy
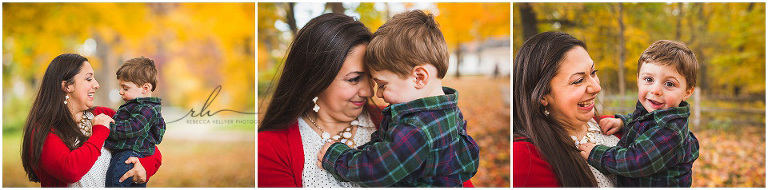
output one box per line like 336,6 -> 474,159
578,40 -> 700,187
104,57 -> 166,187
316,10 -> 479,187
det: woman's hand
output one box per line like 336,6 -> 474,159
93,113 -> 114,127
119,157 -> 147,184
316,142 -> 334,169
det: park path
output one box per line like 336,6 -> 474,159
160,107 -> 255,142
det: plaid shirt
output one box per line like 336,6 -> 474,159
587,101 -> 699,187
321,87 -> 480,187
105,97 -> 166,156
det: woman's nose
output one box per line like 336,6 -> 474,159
359,84 -> 373,98
587,77 -> 601,94
93,79 -> 100,89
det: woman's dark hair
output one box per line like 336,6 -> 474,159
22,53 -> 90,182
513,31 -> 598,187
259,13 -> 373,131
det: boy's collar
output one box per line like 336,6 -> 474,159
631,100 -> 690,121
127,97 -> 162,104
383,86 -> 458,118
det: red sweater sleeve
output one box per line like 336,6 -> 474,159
258,129 -> 301,187
39,125 -> 110,183
513,141 -> 559,187
139,147 -> 162,180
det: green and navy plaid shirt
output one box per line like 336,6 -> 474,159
105,97 -> 166,156
587,101 -> 699,187
321,87 -> 480,187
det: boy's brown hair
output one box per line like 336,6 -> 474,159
637,40 -> 698,89
116,56 -> 158,91
365,10 -> 449,79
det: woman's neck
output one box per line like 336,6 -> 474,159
70,108 -> 83,122
308,111 -> 352,132
564,122 -> 589,139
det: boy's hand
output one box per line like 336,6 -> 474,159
316,141 -> 333,169
578,142 -> 596,159
598,118 -> 623,135
93,113 -> 114,128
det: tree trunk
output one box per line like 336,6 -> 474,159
326,3 -> 345,14
455,41 -> 462,79
518,3 -> 539,40
676,3 -> 683,41
616,3 -> 626,97
286,3 -> 298,35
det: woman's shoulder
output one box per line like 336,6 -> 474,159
91,107 -> 115,117
513,137 -> 559,187
258,121 -> 301,151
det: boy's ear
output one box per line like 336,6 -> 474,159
142,83 -> 153,94
683,87 -> 695,101
412,66 -> 430,89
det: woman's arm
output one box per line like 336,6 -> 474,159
138,146 -> 162,179
38,125 -> 110,183
258,131 -> 301,187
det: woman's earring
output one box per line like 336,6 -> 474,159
64,95 -> 69,105
312,97 -> 320,112
544,109 -> 550,116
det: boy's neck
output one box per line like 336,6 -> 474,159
422,79 -> 445,98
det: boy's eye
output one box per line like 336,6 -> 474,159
378,84 -> 385,89
664,81 -> 675,87
643,77 -> 653,83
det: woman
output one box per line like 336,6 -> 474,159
21,53 -> 162,187
257,13 -> 378,187
512,31 -> 619,187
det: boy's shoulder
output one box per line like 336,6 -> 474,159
116,97 -> 163,113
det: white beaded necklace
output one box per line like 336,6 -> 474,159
571,126 -> 601,148
305,114 -> 359,148
78,111 -> 95,136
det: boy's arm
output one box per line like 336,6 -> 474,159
321,124 -> 429,187
109,105 -> 158,140
614,113 -> 633,135
587,124 -> 683,177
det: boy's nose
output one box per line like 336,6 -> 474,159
650,84 -> 663,96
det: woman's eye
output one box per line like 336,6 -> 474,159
346,76 -> 361,83
87,78 -> 93,81
572,78 -> 584,85
591,69 -> 598,76
378,84 -> 385,89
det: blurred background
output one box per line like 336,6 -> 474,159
258,2 -> 510,187
514,3 -> 765,187
3,3 -> 255,187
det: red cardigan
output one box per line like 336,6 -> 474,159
513,116 -> 622,187
33,107 -> 162,187
513,137 -> 559,187
258,121 -> 475,187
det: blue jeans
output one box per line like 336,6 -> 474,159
105,150 -> 147,187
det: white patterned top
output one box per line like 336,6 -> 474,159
585,118 -> 620,188
298,113 -> 376,188
67,143 -> 112,187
